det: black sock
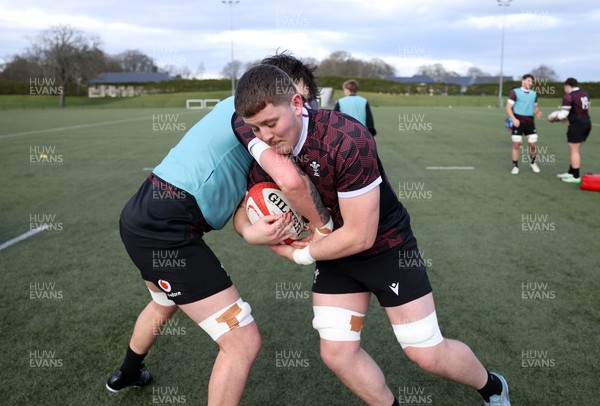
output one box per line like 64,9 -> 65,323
530,155 -> 536,164
120,346 -> 147,379
477,371 -> 503,402
568,165 -> 574,174
391,398 -> 399,406
512,160 -> 518,167
573,168 -> 580,179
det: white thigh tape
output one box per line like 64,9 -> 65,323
312,306 -> 366,341
198,299 -> 254,341
392,311 -> 443,349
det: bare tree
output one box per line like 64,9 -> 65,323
221,60 -> 243,80
177,66 -> 192,79
300,56 -> 319,67
244,59 -> 261,72
79,48 -> 122,86
160,65 -> 176,75
467,66 -> 491,78
162,65 -> 191,79
114,50 -> 156,73
416,63 -> 447,82
367,58 -> 396,78
0,55 -> 42,81
530,64 -> 559,82
28,24 -> 100,107
317,51 -> 395,78
195,62 -> 206,78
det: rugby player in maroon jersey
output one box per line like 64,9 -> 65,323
232,64 -> 510,406
551,78 -> 592,184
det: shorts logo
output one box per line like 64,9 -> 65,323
158,279 -> 172,293
389,282 -> 399,296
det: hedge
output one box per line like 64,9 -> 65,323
2,77 -> 598,97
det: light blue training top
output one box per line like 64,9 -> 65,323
153,97 -> 253,230
338,95 -> 368,126
511,88 -> 538,116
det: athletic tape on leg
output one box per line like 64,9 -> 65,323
527,134 -> 538,143
312,306 -> 366,341
148,288 -> 177,307
198,299 -> 254,341
392,311 -> 443,349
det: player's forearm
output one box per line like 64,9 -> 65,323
305,187 -> 379,261
260,149 -> 330,229
233,204 -> 250,238
505,104 -> 515,119
284,172 -> 330,228
308,224 -> 377,260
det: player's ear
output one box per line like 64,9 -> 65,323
291,93 -> 304,114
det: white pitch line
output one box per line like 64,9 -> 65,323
142,167 -> 155,171
0,116 -> 150,140
426,166 -> 475,170
0,224 -> 49,251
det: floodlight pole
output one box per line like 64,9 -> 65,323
498,0 -> 512,108
223,0 -> 239,97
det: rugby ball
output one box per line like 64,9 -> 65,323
548,110 -> 566,122
245,182 -> 306,245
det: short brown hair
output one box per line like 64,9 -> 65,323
235,64 -> 295,117
343,79 -> 359,94
261,50 -> 319,102
564,77 -> 578,87
522,74 -> 534,81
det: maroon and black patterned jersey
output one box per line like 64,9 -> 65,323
563,88 -> 591,122
233,109 -> 413,257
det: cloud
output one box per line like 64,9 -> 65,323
464,10 -> 562,30
1,0 -> 598,81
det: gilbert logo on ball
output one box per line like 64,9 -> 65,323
245,182 -> 306,245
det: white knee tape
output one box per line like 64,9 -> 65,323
511,135 -> 522,143
198,299 -> 254,341
148,288 -> 177,307
312,306 -> 366,342
392,311 -> 443,349
527,134 -> 538,143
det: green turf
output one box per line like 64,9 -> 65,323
0,106 -> 598,405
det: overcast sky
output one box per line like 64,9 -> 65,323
1,0 -> 599,81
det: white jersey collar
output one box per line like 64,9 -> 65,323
292,107 -> 309,157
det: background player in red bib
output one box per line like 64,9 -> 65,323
232,64 -> 511,406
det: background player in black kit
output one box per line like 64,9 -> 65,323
551,77 -> 592,184
232,64 -> 511,406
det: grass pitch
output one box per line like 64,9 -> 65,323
0,104 -> 598,405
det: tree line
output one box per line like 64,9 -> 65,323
1,24 -> 565,107
416,63 -> 560,82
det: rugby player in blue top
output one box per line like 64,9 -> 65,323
506,74 -> 543,175
334,79 -> 377,136
105,55 -> 331,406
